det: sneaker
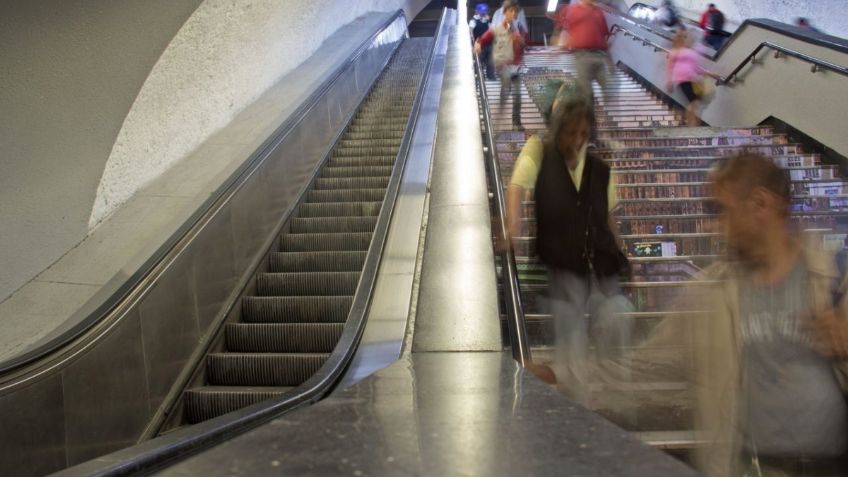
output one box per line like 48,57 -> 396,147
512,121 -> 525,132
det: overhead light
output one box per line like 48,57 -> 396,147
547,0 -> 558,13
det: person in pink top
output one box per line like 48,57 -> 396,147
666,30 -> 717,126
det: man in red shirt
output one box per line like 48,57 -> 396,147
561,0 -> 612,101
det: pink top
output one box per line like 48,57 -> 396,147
667,48 -> 704,84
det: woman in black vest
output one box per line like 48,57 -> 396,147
532,82 -> 631,403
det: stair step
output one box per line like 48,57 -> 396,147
289,216 -> 378,234
226,323 -> 344,353
280,232 -> 372,252
256,271 -> 360,296
299,201 -> 382,218
184,386 -> 295,424
269,251 -> 367,273
241,296 -> 353,323
206,353 -> 329,386
313,176 -> 390,190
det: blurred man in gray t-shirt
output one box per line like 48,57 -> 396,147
693,154 -> 848,477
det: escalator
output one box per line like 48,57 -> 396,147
177,38 -> 433,426
0,9 -> 448,475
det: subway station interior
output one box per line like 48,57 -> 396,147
2,0 -> 848,475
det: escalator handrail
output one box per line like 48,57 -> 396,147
0,10 -> 409,376
53,9 -> 452,477
471,43 -> 532,367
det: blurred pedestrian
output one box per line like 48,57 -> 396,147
474,0 -> 527,131
654,0 -> 683,31
796,17 -> 823,34
666,30 -> 717,126
699,3 -> 726,50
492,0 -> 528,34
470,3 -> 496,80
560,0 -> 613,103
506,80 -> 631,403
692,154 -> 848,477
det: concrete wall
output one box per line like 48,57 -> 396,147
0,0 -> 204,302
1,0 -> 428,303
90,0 -> 430,228
627,0 -> 847,38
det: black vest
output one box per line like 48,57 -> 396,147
534,144 -> 622,278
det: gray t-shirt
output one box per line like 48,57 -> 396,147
740,262 -> 848,456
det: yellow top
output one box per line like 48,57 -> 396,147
509,135 -> 618,211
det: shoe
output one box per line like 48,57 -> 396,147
512,121 -> 525,132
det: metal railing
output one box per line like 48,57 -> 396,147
720,42 -> 848,84
605,9 -> 848,87
471,50 -> 532,367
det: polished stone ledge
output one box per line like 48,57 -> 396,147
158,352 -> 699,476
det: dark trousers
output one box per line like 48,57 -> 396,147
498,68 -> 521,124
704,33 -> 726,51
481,43 -> 496,79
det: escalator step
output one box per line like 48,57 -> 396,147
313,176 -> 390,190
289,216 -> 377,233
280,232 -> 372,252
256,271 -> 360,296
225,323 -> 344,353
206,353 -> 329,386
333,146 -> 399,157
307,188 -> 385,203
184,386 -> 294,424
241,296 -> 353,323
269,251 -> 367,272
339,139 -> 401,149
328,156 -> 395,168
345,131 -> 404,140
298,202 -> 382,218
321,165 -> 393,178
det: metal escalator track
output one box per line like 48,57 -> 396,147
179,38 -> 433,425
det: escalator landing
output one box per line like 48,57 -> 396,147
155,352 -> 696,476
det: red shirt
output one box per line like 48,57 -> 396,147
563,3 -> 609,51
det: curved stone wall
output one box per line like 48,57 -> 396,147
90,0 -> 427,227
0,0 -> 204,302
1,0 -> 426,302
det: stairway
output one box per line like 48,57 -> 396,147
482,46 -> 848,440
180,38 -> 433,425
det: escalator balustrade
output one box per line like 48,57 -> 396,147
181,38 -> 433,425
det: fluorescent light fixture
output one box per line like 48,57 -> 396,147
547,0 -> 558,13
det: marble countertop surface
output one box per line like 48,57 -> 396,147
158,351 -> 700,476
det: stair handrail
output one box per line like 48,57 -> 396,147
602,4 -> 848,86
471,44 -> 532,367
719,42 -> 848,84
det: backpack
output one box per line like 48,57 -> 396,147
472,16 -> 490,40
706,10 -> 724,33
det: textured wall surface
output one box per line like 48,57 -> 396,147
0,0 -> 204,302
1,0 -> 427,302
630,0 -> 847,38
90,0 -> 428,227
